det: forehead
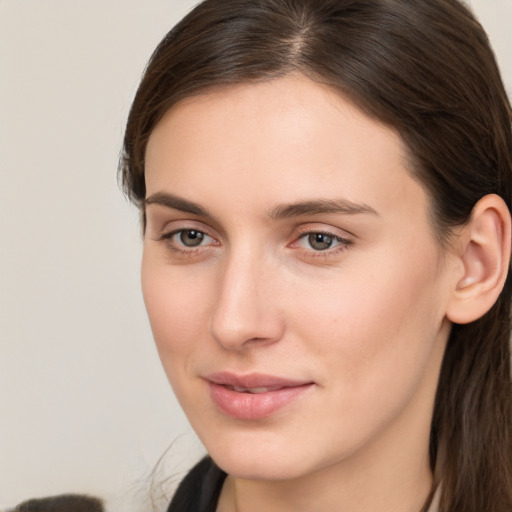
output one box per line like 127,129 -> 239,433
145,75 -> 427,224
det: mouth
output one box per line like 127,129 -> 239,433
222,385 -> 288,394
205,372 -> 314,420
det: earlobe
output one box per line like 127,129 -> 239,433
446,194 -> 511,325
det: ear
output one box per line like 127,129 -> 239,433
446,194 -> 511,324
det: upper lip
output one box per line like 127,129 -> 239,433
205,372 -> 313,389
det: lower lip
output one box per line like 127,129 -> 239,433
207,382 -> 313,420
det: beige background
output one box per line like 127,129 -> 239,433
0,1 -> 510,511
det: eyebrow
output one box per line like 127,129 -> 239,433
267,198 -> 379,220
145,192 -> 210,217
144,192 -> 378,220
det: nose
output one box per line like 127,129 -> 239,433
208,249 -> 285,351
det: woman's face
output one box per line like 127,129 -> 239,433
142,76 -> 456,481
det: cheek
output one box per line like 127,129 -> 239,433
280,257 -> 445,458
291,249 -> 445,398
141,252 -> 211,370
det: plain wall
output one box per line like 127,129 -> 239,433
0,1 -> 510,511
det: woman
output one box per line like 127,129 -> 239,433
119,0 -> 512,511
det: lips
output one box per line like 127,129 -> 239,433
205,372 -> 314,420
225,385 -> 283,393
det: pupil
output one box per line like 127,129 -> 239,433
180,230 -> 204,247
308,233 -> 333,250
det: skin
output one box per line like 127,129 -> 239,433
142,75 -> 461,512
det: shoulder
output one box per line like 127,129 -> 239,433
167,456 -> 227,512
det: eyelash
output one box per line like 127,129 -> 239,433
157,227 -> 353,259
291,229 -> 353,258
158,228 -> 217,255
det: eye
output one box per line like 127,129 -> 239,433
161,228 -> 215,249
304,233 -> 336,251
176,229 -> 208,247
297,232 -> 345,251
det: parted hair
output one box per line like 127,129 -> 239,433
119,1 -> 512,510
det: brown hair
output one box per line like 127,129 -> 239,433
119,1 -> 512,510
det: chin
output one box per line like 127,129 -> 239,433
214,452 -> 310,481
200,427 -> 338,482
